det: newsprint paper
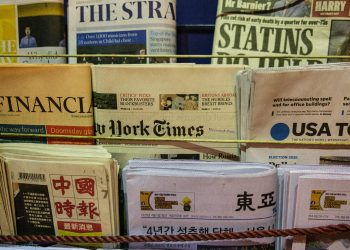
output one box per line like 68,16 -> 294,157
0,143 -> 119,237
0,0 -> 66,64
293,174 -> 350,250
212,0 -> 350,67
92,65 -> 244,166
0,64 -> 94,145
123,160 -> 277,249
68,0 -> 176,64
237,63 -> 350,164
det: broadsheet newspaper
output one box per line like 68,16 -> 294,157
236,63 -> 350,164
0,64 -> 94,145
277,166 -> 350,250
0,0 -> 66,64
68,0 -> 176,64
293,174 -> 350,250
212,0 -> 350,67
123,160 -> 277,249
92,64 -> 244,166
0,143 -> 119,237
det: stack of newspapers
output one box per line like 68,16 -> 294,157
123,159 -> 277,249
0,143 -> 119,237
236,63 -> 350,165
278,165 -> 350,250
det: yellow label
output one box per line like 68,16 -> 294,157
323,195 -> 347,209
310,190 -> 325,210
140,191 -> 153,210
18,3 -> 63,17
0,5 -> 17,62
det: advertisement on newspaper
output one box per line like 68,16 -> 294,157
0,0 -> 66,64
68,0 -> 176,64
212,0 -> 350,67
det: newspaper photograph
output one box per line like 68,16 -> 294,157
0,0 -> 66,64
0,64 -> 94,144
93,65 -> 244,166
123,160 -> 277,249
68,0 -> 176,64
212,0 -> 350,67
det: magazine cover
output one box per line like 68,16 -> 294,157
0,0 -> 66,64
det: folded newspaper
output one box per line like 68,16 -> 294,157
68,0 -> 176,64
212,0 -> 350,67
0,64 -> 94,145
277,165 -> 350,250
0,0 -> 66,64
293,174 -> 350,250
92,64 -> 245,166
123,159 -> 277,249
236,63 -> 350,164
0,143 -> 119,237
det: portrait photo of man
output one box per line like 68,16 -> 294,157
19,26 -> 37,48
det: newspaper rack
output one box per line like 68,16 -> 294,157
1,54 -> 350,249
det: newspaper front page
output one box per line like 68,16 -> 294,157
123,160 -> 277,249
293,174 -> 350,250
0,64 -> 94,144
0,0 -> 66,64
239,64 -> 350,164
68,0 -> 176,64
247,65 -> 350,142
212,0 -> 350,67
5,157 -> 114,236
93,65 -> 244,165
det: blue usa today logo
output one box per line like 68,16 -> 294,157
270,123 -> 290,141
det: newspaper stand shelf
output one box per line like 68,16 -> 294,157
1,53 -> 350,250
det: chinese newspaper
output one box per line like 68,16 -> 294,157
0,143 -> 119,237
212,0 -> 350,67
68,0 -> 176,64
123,159 -> 277,249
0,0 -> 66,64
0,64 -> 94,145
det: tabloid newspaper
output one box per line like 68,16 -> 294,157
212,0 -> 350,67
0,64 -> 94,145
68,0 -> 176,64
123,160 -> 277,249
292,174 -> 350,249
236,63 -> 350,164
0,143 -> 119,238
0,0 -> 66,64
92,64 -> 244,166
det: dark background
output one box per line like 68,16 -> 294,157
64,0 -> 218,64
18,16 -> 65,47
